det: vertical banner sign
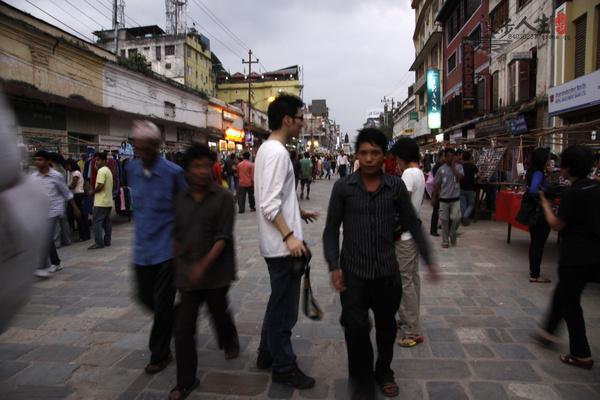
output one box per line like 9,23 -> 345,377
462,40 -> 476,117
426,68 -> 441,129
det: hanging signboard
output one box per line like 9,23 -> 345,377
462,41 -> 476,116
426,68 -> 441,129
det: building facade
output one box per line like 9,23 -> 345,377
411,0 -> 445,140
393,86 -> 417,139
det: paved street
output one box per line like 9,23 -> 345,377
1,178 -> 599,400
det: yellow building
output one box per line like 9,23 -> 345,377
549,0 -> 600,125
183,33 -> 215,96
217,66 -> 302,113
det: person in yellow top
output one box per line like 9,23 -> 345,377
88,152 -> 113,250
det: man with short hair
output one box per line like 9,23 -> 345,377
32,151 -> 81,278
299,152 -> 313,200
433,148 -> 464,248
237,152 -> 255,213
254,94 -> 319,389
170,143 -> 239,398
88,152 -> 113,250
323,129 -> 437,399
337,151 -> 349,177
460,151 -> 479,225
126,120 -> 188,375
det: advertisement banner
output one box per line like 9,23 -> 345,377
426,68 -> 441,129
462,41 -> 476,115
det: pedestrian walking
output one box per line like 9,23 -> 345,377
390,137 -> 432,348
384,153 -> 397,176
32,151 -> 81,278
337,151 -> 349,177
459,151 -> 478,225
88,152 -> 113,250
432,148 -> 464,248
65,159 -> 90,242
323,157 -> 332,180
323,128 -> 437,399
254,94 -> 319,389
299,152 -> 313,200
170,143 -> 239,399
237,152 -> 255,213
429,150 -> 445,237
525,148 -> 552,283
126,120 -> 188,375
534,145 -> 599,370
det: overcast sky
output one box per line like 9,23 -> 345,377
8,0 -> 416,138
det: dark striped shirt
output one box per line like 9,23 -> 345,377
323,172 -> 433,280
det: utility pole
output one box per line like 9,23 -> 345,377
113,0 -> 119,55
242,50 -> 259,134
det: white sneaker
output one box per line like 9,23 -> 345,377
48,264 -> 63,273
34,269 -> 51,278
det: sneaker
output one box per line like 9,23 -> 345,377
34,269 -> 51,278
48,264 -> 63,273
256,350 -> 273,369
272,366 -> 315,389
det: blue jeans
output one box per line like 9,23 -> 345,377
460,190 -> 476,220
258,256 -> 302,373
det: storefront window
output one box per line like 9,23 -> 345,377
219,140 -> 227,152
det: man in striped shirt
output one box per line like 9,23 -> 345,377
323,128 -> 438,399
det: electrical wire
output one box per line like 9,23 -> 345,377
23,0 -> 95,42
64,0 -> 107,31
81,0 -> 113,24
187,14 -> 245,60
96,0 -> 143,27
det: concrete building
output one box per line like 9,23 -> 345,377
410,0 -> 445,142
393,85 -> 417,139
216,66 -> 303,113
94,26 -> 216,97
548,0 -> 600,132
436,0 -> 490,143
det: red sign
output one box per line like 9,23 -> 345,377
555,11 -> 566,35
462,41 -> 476,113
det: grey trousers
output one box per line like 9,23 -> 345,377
439,200 -> 461,244
92,206 -> 112,247
395,239 -> 421,336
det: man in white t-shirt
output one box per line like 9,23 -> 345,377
390,137 -> 431,348
337,151 -> 349,177
254,94 -> 319,390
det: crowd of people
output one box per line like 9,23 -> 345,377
25,93 -> 600,400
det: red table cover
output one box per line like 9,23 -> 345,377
494,190 -> 529,232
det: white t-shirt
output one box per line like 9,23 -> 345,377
70,170 -> 84,194
400,167 -> 425,241
254,140 -> 303,257
337,155 -> 348,166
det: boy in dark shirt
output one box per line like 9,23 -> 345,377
170,144 -> 239,400
459,151 -> 479,225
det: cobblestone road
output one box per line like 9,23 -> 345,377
1,178 -> 599,399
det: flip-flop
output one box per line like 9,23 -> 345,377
397,335 -> 424,348
169,378 -> 200,400
560,354 -> 594,370
378,381 -> 399,397
529,277 -> 552,283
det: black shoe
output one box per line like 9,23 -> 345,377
224,345 -> 240,360
430,232 -> 440,237
272,366 -> 315,389
145,353 -> 173,374
256,350 -> 273,369
104,243 -> 111,247
250,208 -> 256,212
239,210 -> 245,214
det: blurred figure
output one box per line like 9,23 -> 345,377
459,151 -> 478,225
32,151 -> 81,278
429,150 -> 445,237
0,94 -> 49,332
299,152 -> 313,200
535,145 -> 600,370
65,159 -> 90,241
237,151 -> 255,213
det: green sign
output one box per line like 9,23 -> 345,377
426,68 -> 441,129
409,111 -> 419,121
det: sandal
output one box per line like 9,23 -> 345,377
169,379 -> 200,400
398,334 -> 425,348
560,354 -> 594,370
529,277 -> 552,283
377,380 -> 399,397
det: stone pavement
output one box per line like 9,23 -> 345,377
1,178 -> 599,400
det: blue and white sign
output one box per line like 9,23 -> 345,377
548,69 -> 600,116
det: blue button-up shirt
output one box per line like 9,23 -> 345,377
126,157 -> 187,266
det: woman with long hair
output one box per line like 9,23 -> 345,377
525,148 -> 552,283
534,145 -> 599,370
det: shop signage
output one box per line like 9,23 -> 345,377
426,68 -> 441,129
462,41 -> 476,114
548,69 -> 600,116
402,128 -> 415,135
409,111 -> 419,121
225,127 -> 244,143
507,115 -> 528,135
244,131 -> 253,145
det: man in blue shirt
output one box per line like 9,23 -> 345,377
127,121 -> 187,375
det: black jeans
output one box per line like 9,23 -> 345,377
340,270 -> 402,395
92,206 -> 112,246
73,193 -> 90,240
237,186 -> 255,212
528,219 -> 550,278
430,203 -> 439,235
543,265 -> 597,358
175,286 -> 238,388
258,256 -> 302,373
135,261 -> 176,364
